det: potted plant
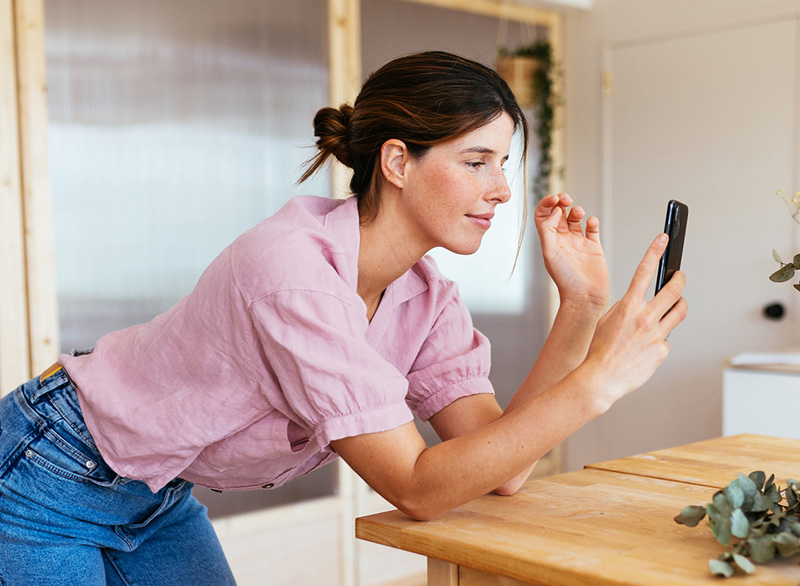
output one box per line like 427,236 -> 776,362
497,41 -> 560,201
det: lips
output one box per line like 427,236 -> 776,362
466,212 -> 494,230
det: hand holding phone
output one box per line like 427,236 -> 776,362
655,200 -> 688,294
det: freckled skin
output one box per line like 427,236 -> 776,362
399,114 -> 515,256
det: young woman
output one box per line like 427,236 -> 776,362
0,51 -> 686,585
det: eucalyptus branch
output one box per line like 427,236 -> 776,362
675,471 -> 800,579
771,189 -> 800,292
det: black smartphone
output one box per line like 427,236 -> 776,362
655,200 -> 688,294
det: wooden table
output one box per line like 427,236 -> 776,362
356,434 -> 800,585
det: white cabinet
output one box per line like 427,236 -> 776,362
723,366 -> 800,439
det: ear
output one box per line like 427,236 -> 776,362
379,139 -> 410,189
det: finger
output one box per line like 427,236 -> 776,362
657,295 -> 688,336
626,233 -> 668,300
566,206 -> 585,235
555,192 -> 573,208
585,216 -> 600,242
539,204 -> 563,234
534,194 -> 562,223
653,270 -> 686,318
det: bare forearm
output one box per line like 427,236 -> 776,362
394,365 -> 604,520
507,296 -> 605,413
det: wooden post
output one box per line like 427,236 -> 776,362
14,0 -> 59,376
0,0 -> 29,394
328,0 -> 361,200
328,3 -> 362,583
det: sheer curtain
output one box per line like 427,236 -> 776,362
45,0 -> 333,515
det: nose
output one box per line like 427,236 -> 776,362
487,167 -> 512,204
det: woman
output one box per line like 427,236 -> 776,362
0,51 -> 686,585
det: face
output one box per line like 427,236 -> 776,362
397,113 -> 515,256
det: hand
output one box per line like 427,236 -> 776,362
534,193 -> 609,307
582,233 -> 688,410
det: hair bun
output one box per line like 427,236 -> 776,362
312,104 -> 353,168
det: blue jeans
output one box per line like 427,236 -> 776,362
0,369 -> 237,585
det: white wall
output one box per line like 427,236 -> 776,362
561,0 -> 800,470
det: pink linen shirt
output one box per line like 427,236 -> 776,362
60,196 -> 493,493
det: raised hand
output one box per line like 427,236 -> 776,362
583,233 -> 688,409
534,193 -> 609,307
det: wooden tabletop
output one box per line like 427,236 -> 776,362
586,433 -> 800,489
356,434 -> 800,585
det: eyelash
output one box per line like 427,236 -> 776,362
466,161 -> 509,173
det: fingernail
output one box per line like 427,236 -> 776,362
657,233 -> 668,244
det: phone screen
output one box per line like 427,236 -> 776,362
655,200 -> 688,294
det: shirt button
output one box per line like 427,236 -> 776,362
261,483 -> 274,489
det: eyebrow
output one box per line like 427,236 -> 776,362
460,146 -> 510,161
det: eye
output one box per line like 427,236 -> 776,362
466,161 -> 485,169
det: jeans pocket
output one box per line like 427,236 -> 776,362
22,427 -> 119,487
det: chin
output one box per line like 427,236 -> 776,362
443,239 -> 483,256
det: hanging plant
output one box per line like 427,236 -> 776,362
497,41 -> 561,201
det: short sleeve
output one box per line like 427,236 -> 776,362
406,284 -> 494,421
250,289 -> 414,450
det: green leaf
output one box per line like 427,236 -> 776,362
737,473 -> 761,511
770,264 -> 796,282
725,482 -> 745,509
749,471 -> 767,491
765,482 -> 780,504
709,559 -> 735,578
731,508 -> 750,539
774,532 -> 800,558
787,485 -> 797,508
794,283 -> 800,292
765,474 -> 775,493
732,553 -> 756,574
707,503 -> 732,546
674,505 -> 706,527
793,254 -> 800,269
714,491 -> 734,517
748,534 -> 776,564
774,249 -> 783,263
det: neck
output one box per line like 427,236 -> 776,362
357,196 -> 429,318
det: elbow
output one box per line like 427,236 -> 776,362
396,498 -> 444,522
493,483 -> 521,497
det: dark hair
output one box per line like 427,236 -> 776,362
301,51 -> 529,223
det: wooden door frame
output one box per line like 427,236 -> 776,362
0,0 -> 56,395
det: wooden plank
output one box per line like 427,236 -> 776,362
0,0 -> 30,394
397,0 -> 557,27
586,433 -> 800,490
357,465 -> 800,585
328,0 -> 361,200
14,0 -> 59,375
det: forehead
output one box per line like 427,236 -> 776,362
446,113 -> 515,152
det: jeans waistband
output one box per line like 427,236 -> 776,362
15,364 -> 98,453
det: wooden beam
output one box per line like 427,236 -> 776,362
328,0 -> 361,200
397,0 -> 558,27
14,0 -> 59,375
0,0 -> 30,394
